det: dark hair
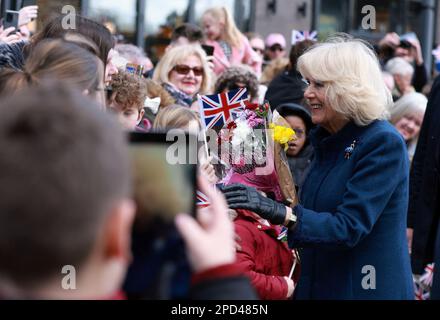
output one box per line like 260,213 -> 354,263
171,23 -> 204,43
0,84 -> 130,291
0,38 -> 104,103
28,14 -> 115,66
214,65 -> 259,101
288,39 -> 316,72
277,103 -> 313,133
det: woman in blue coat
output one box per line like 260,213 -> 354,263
221,36 -> 414,299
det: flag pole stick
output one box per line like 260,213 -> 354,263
197,94 -> 210,160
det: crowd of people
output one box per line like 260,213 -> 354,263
0,5 -> 439,300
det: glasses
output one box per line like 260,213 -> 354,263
172,64 -> 204,76
269,45 -> 284,52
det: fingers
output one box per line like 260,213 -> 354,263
219,183 -> 248,193
1,27 -> 16,37
222,190 -> 247,199
227,197 -> 249,209
228,203 -> 251,210
198,175 -> 229,225
19,6 -> 39,27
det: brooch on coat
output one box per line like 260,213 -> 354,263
344,140 -> 357,159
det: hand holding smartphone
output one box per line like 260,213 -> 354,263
3,10 -> 19,30
201,44 -> 215,57
129,132 -> 197,226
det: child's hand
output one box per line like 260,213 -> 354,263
200,157 -> 218,185
175,176 -> 235,273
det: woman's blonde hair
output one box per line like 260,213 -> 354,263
389,92 -> 427,124
202,6 -> 242,48
153,44 -> 212,95
297,36 -> 392,126
153,104 -> 201,130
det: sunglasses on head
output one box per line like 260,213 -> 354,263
269,45 -> 284,52
173,64 -> 204,76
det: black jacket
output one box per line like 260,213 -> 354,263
408,76 -> 440,274
287,143 -> 314,190
264,70 -> 306,110
431,219 -> 440,299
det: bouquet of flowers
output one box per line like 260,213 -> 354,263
213,101 -> 298,206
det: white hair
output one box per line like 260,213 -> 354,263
297,36 -> 392,126
385,57 -> 414,77
389,92 -> 427,124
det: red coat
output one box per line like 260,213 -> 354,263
234,209 -> 299,300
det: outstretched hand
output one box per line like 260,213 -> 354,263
175,176 -> 235,273
219,183 -> 287,225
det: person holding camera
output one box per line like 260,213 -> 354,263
378,32 -> 428,93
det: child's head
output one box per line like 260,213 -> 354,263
153,104 -> 201,135
109,71 -> 148,131
277,103 -> 313,157
201,7 -> 242,48
0,84 -> 135,298
214,65 -> 259,102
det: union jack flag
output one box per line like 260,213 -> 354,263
198,88 -> 249,129
196,190 -> 210,208
291,30 -> 318,45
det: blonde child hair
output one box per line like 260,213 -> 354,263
202,6 -> 243,48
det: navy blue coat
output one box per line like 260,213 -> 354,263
288,120 -> 414,299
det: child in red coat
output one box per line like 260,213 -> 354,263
220,106 -> 300,300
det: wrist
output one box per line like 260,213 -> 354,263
284,207 -> 292,226
284,206 -> 298,229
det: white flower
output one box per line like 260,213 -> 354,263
231,118 -> 252,147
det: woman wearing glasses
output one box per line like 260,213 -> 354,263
153,45 -> 212,107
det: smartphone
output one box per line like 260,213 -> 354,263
124,132 -> 196,300
129,132 -> 197,226
3,10 -> 19,30
21,0 -> 37,7
201,44 -> 215,57
400,32 -> 418,48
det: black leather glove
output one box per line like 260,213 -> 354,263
219,184 -> 287,225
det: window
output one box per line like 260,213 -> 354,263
84,0 -> 137,43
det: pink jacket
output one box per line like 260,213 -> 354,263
205,35 -> 262,76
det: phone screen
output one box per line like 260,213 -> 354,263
21,0 -> 37,7
201,44 -> 215,56
124,132 -> 195,299
129,132 -> 196,225
4,10 -> 19,30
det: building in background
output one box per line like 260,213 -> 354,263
4,0 -> 437,70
